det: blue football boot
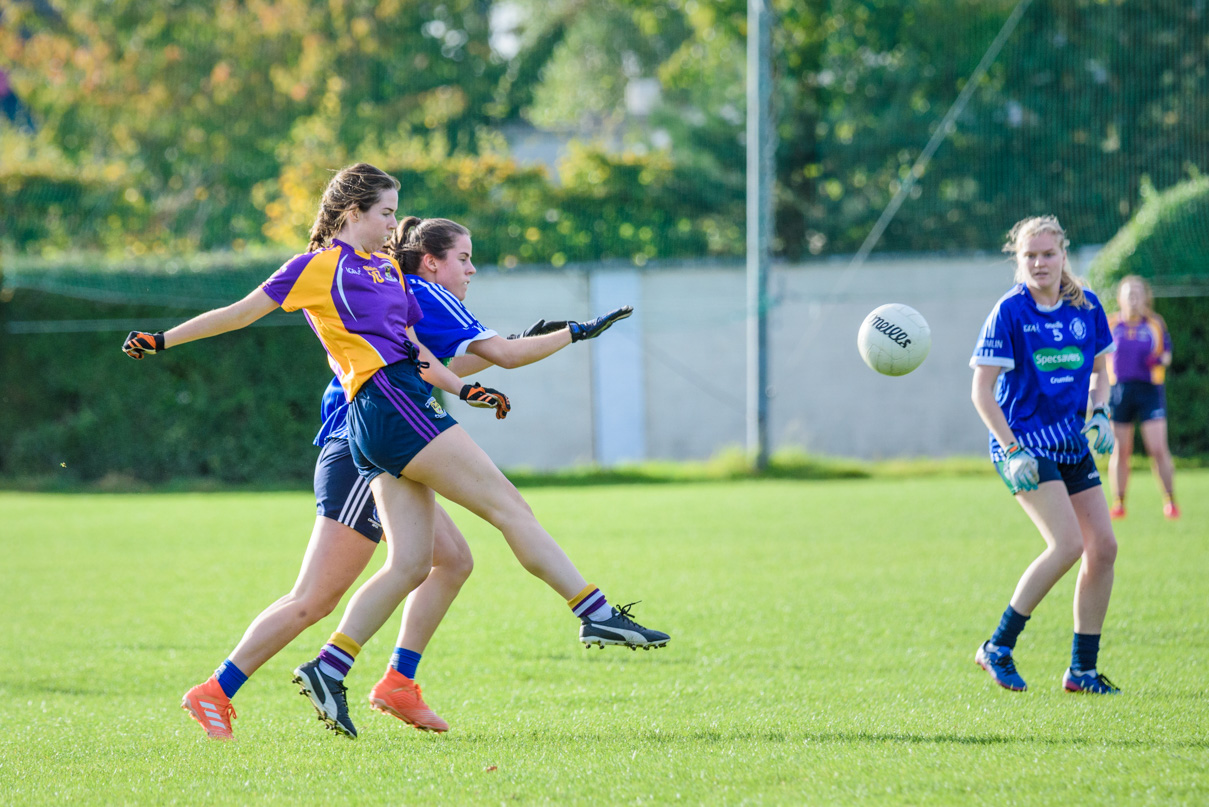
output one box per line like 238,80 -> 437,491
1063,668 -> 1120,694
975,640 -> 1028,691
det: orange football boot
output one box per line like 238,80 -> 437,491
1108,499 -> 1125,519
367,668 -> 449,732
181,677 -> 237,740
1164,500 -> 1180,520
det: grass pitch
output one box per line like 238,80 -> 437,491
1,473 -> 1206,805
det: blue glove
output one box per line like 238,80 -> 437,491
568,306 -> 633,342
1001,442 -> 1039,493
1081,404 -> 1114,455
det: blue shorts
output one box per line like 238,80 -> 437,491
347,360 -> 458,482
314,438 -> 382,542
1110,381 -> 1166,424
996,450 -> 1102,496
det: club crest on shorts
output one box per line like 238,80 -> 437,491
425,397 -> 447,418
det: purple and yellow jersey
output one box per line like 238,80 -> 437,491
1107,312 -> 1170,385
970,284 -> 1114,463
260,239 -> 423,400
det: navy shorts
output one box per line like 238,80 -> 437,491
1110,381 -> 1166,424
314,437 -> 382,542
347,360 -> 458,481
996,450 -> 1102,496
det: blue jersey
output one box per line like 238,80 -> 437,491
312,276 -> 497,445
970,284 -> 1114,463
314,375 -> 350,445
406,275 -> 497,359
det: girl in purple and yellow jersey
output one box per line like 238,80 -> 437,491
969,216 -> 1121,696
123,163 -> 668,742
1106,275 -> 1178,520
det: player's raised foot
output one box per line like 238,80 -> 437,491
367,668 -> 449,732
1109,499 -> 1126,519
181,677 -> 237,741
580,602 -> 670,650
975,640 -> 1027,692
292,659 -> 357,739
1063,668 -> 1120,694
1164,500 -> 1180,520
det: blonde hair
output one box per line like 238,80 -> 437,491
1117,274 -> 1155,316
1003,215 -> 1089,309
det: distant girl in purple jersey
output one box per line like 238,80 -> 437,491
1106,275 -> 1179,520
968,216 -> 1121,695
123,163 -> 667,741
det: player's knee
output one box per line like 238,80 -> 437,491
1053,540 -> 1084,570
1086,534 -> 1118,570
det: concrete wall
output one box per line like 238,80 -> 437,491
451,253 -> 1067,468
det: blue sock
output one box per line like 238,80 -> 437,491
990,605 -> 1030,650
390,647 -> 422,680
1072,633 -> 1100,673
214,659 -> 248,699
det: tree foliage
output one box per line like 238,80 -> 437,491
1,0 -> 1206,263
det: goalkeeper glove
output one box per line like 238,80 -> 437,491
507,318 -> 569,340
459,382 -> 511,420
1082,404 -> 1115,455
568,305 -> 633,342
1001,442 -> 1039,493
123,331 -> 165,359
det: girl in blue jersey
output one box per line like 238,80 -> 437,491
969,215 -> 1120,695
125,164 -> 666,741
312,216 -> 637,733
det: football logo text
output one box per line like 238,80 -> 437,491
871,316 -> 912,348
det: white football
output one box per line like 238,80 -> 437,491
857,303 -> 931,376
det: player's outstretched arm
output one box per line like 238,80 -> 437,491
463,330 -> 571,372
122,288 -> 280,358
412,329 -> 510,419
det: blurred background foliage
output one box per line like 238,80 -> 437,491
2,0 -> 1206,264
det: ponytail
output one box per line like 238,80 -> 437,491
386,216 -> 471,275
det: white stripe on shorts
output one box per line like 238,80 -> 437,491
337,474 -> 373,527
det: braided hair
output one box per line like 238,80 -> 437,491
1005,215 -> 1090,309
306,163 -> 400,252
386,216 -> 471,275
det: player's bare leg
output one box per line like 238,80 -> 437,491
403,425 -> 669,650
403,425 -> 585,598
1140,418 -> 1178,517
1008,482 -> 1087,615
368,507 -> 471,732
294,474 -> 436,739
230,518 -> 377,675
1108,423 -> 1133,518
1063,487 -> 1120,693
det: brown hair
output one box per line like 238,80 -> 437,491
1004,215 -> 1089,309
306,163 -> 400,252
386,216 -> 471,275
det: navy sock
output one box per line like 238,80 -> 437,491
990,605 -> 1030,650
1072,633 -> 1101,672
214,658 -> 248,699
390,647 -> 422,680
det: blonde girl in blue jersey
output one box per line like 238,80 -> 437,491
124,163 -> 667,741
969,215 -> 1121,695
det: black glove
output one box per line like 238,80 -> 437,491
507,318 -> 570,340
568,305 -> 633,342
459,382 -> 511,420
123,331 -> 165,359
